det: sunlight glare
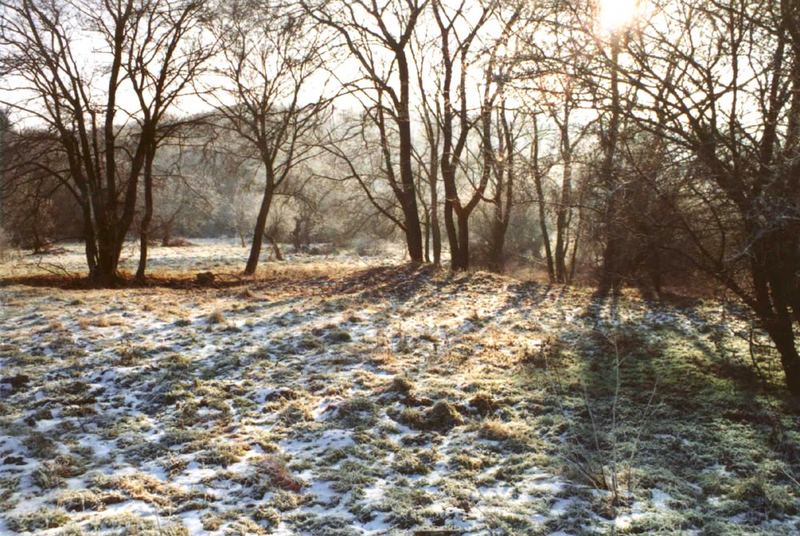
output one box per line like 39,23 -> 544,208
598,0 -> 639,33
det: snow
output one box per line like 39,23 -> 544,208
0,241 -> 796,534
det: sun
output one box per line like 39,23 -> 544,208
597,0 -> 640,33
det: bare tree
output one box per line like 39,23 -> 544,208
528,114 -> 556,279
411,30 -> 442,265
129,1 -> 216,280
545,76 -> 592,284
430,0 -> 496,270
485,99 -> 524,272
0,0 -> 210,284
620,0 -> 800,393
306,0 -> 426,263
206,1 -> 330,275
596,27 -> 626,293
0,126 -> 70,251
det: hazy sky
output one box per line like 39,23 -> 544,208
0,0 -> 647,130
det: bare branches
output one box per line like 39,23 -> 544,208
202,0 -> 333,274
0,0 -> 212,283
304,0 -> 426,261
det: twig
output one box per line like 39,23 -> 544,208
30,257 -> 76,278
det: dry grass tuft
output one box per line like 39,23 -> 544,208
479,419 -> 515,441
207,310 -> 226,325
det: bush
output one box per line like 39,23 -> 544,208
349,238 -> 391,257
0,227 -> 14,261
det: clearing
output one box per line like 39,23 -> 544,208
0,242 -> 799,535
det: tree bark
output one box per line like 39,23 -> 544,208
244,172 -> 276,276
397,53 -> 424,263
267,234 -> 284,261
531,117 -> 554,282
764,315 -> 800,395
554,118 -> 572,283
136,149 -> 155,281
429,169 -> 442,267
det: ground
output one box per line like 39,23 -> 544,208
0,241 -> 799,535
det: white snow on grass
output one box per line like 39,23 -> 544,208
0,243 -> 798,534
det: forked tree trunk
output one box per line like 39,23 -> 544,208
266,234 -> 284,261
93,235 -> 123,286
79,182 -> 131,286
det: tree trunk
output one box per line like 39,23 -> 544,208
292,218 -> 303,252
759,226 -> 800,394
489,175 -> 505,272
430,208 -> 441,266
397,54 -> 424,263
554,148 -> 572,283
82,209 -> 99,276
488,106 -> 515,274
599,34 -> 623,294
488,183 -> 511,273
529,116 -> 554,282
266,234 -> 284,261
764,315 -> 800,395
430,187 -> 441,267
443,188 -> 459,269
568,180 -> 585,284
423,208 -> 431,263
136,150 -> 155,281
93,233 -> 123,286
489,221 -> 506,273
83,180 -> 123,286
452,211 -> 470,271
402,207 -> 424,263
534,169 -> 554,282
161,222 -> 172,247
244,176 -> 275,276
599,233 -> 623,294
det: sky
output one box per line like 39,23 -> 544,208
0,0 -> 647,131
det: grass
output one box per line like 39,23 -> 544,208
1,250 -> 799,534
7,508 -> 70,532
404,400 -> 465,431
478,419 -> 516,441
